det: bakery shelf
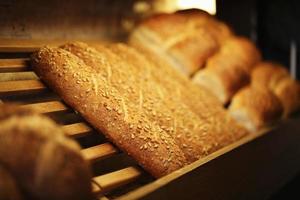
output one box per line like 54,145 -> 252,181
0,40 -> 299,200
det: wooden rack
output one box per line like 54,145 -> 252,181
1,40 -> 300,200
0,42 -> 149,199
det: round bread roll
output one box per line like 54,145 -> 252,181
229,86 -> 283,132
0,104 -> 94,200
251,62 -> 289,90
274,78 -> 300,117
0,165 -> 24,200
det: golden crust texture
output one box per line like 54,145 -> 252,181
229,86 -> 283,132
129,9 -> 233,75
251,61 -> 289,90
274,78 -> 300,117
32,42 -> 248,177
0,104 -> 94,200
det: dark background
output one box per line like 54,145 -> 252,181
217,0 -> 300,199
217,0 -> 300,80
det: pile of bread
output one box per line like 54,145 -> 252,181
30,9 -> 299,178
130,9 -> 300,132
2,9 -> 299,196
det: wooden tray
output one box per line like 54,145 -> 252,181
1,40 -> 300,200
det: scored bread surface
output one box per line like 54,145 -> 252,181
32,42 -> 248,177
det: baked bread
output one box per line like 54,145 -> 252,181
129,9 -> 233,75
61,42 -> 204,162
63,42 -> 248,162
274,78 -> 300,117
193,63 -> 250,104
115,42 -> 249,150
0,104 -> 94,200
193,36 -> 261,104
251,62 -> 289,90
32,42 -> 248,177
218,36 -> 261,73
229,86 -> 283,132
32,45 -> 188,177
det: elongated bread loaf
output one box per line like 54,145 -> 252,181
251,62 -> 300,117
274,78 -> 300,117
61,42 -> 204,162
251,62 -> 289,90
193,63 -> 250,104
32,46 -> 187,177
0,104 -> 93,200
229,86 -> 283,132
32,42 -> 248,177
129,9 -> 233,75
193,36 -> 260,104
217,37 -> 261,73
61,42 -> 247,163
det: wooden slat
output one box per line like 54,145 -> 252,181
0,59 -> 29,72
21,101 -> 69,114
82,143 -> 118,163
0,39 -> 108,53
0,80 -> 46,95
62,122 -> 93,138
93,167 -> 142,194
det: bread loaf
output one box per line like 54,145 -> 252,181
32,42 -> 248,177
32,46 -> 188,177
218,36 -> 261,73
229,86 -> 283,132
129,9 -> 233,75
251,62 -> 289,90
193,63 -> 250,104
193,36 -> 260,104
0,104 -> 94,200
61,42 -> 247,163
274,78 -> 300,117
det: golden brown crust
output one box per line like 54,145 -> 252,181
175,9 -> 233,44
274,78 -> 300,117
0,104 -> 93,200
216,36 -> 262,73
125,42 -> 248,144
229,86 -> 283,132
193,64 -> 250,104
32,46 -> 187,178
129,9 -> 233,75
251,61 -> 289,90
61,42 -> 241,163
192,36 -> 261,104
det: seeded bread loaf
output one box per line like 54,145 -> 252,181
61,42 -> 248,163
32,42 -> 249,177
32,46 -> 187,178
0,104 -> 94,200
109,43 -> 248,150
